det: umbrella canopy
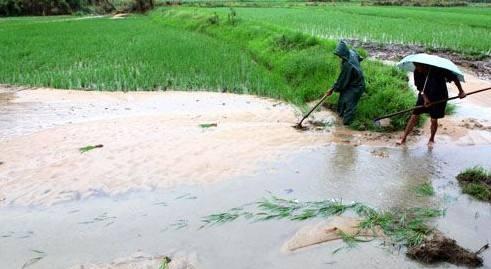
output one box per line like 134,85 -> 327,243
397,53 -> 465,82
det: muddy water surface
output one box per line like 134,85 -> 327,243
1,145 -> 491,268
1,87 -> 491,269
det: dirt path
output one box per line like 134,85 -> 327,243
349,39 -> 491,80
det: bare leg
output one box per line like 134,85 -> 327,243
428,118 -> 438,147
398,115 -> 419,145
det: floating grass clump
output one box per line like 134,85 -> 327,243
456,166 -> 491,202
201,195 -> 444,248
158,256 -> 171,269
414,182 -> 435,197
199,123 -> 217,128
79,144 -> 103,153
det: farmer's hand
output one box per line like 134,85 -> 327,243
423,95 -> 431,107
459,91 -> 467,99
326,88 -> 334,96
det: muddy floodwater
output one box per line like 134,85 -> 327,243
1,86 -> 491,269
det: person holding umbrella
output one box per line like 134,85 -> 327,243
397,54 -> 466,146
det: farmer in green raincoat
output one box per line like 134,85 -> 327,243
326,40 -> 366,125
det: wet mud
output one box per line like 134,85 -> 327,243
407,231 -> 486,267
347,39 -> 491,80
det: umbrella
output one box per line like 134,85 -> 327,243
397,53 -> 465,82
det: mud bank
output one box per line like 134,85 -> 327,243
348,39 -> 491,80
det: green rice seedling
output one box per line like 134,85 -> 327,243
445,103 -> 457,115
159,256 -> 171,269
413,182 -> 435,197
462,183 -> 491,201
201,207 -> 254,228
79,144 -> 103,153
333,230 -> 375,254
199,123 -> 217,128
201,195 -> 445,249
456,166 -> 491,201
457,166 -> 490,183
256,196 -> 303,221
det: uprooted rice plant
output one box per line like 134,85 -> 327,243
413,182 -> 435,197
201,195 -> 445,248
456,166 -> 491,202
203,196 -> 485,266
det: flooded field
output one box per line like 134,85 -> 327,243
1,86 -> 491,268
1,145 -> 491,268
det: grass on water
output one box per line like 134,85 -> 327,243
413,182 -> 435,197
201,195 -> 445,248
79,144 -> 104,153
158,256 -> 171,269
456,166 -> 491,202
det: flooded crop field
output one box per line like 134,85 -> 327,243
1,2 -> 491,268
1,85 -> 491,268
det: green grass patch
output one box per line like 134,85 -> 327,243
445,103 -> 457,115
158,256 -> 171,269
456,166 -> 491,201
333,230 -> 374,253
79,144 -> 104,153
199,123 -> 218,128
413,182 -> 435,197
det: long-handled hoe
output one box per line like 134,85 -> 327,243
373,87 -> 491,125
293,93 -> 330,130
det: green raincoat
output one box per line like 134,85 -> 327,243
332,41 -> 366,125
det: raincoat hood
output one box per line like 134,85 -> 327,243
334,40 -> 350,60
331,41 -> 366,125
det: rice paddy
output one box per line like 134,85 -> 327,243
0,15 -> 284,94
1,3 -> 488,131
204,5 -> 491,56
